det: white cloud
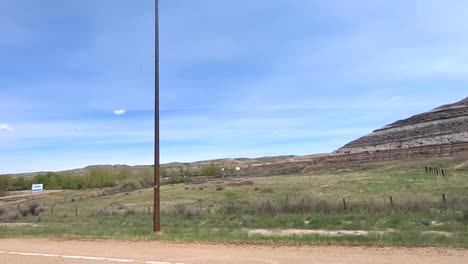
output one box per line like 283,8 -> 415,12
273,129 -> 285,134
113,109 -> 126,115
0,124 -> 14,132
390,96 -> 401,101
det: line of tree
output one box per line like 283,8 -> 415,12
0,167 -> 155,191
1,164 -> 226,193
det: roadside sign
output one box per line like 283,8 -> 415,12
31,184 -> 44,193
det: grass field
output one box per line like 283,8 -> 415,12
0,157 -> 467,247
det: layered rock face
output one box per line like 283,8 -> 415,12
335,97 -> 468,156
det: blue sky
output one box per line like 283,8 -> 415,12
1,0 -> 468,174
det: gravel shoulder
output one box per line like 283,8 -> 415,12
0,238 -> 467,264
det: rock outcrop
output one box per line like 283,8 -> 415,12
245,97 -> 468,174
335,97 -> 468,156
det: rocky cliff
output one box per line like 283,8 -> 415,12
335,97 -> 468,155
244,97 -> 468,174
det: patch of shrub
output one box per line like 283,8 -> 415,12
98,209 -> 112,217
260,187 -> 273,193
29,204 -> 47,216
253,199 -> 278,215
395,198 -> 428,213
171,203 -> 200,218
1,203 -> 48,219
444,194 -> 468,210
120,182 -> 139,192
221,201 -> 243,214
97,202 -> 137,217
227,180 -> 254,187
19,206 -> 31,217
463,210 -> 468,221
201,164 -> 222,177
124,208 -> 136,216
0,206 -> 20,221
216,186 -> 224,191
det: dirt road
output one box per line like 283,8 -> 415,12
0,238 -> 466,264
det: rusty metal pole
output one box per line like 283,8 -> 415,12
153,0 -> 161,233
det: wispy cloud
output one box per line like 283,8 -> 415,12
390,96 -> 401,101
0,124 -> 14,132
113,109 -> 127,115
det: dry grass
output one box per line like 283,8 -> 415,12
0,157 -> 467,246
98,202 -> 137,217
226,180 -> 255,187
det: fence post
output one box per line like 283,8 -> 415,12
75,205 -> 78,216
51,206 -> 54,216
342,198 -> 347,211
442,193 -> 446,207
390,196 -> 394,208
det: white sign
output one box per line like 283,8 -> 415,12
31,184 -> 44,193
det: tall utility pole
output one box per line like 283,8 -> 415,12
153,0 -> 161,233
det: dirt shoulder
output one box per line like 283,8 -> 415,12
0,238 -> 467,264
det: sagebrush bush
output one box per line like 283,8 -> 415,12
260,187 -> 273,193
171,203 -> 200,218
227,180 -> 255,187
97,202 -> 138,217
0,203 -> 47,221
214,195 -> 468,216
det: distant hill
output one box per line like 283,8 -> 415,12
0,154 -> 328,178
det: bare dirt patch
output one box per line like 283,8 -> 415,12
455,161 -> 468,170
0,190 -> 64,205
0,223 -> 41,228
246,228 -> 381,237
246,229 -> 455,238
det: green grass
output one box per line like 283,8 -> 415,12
1,157 -> 467,247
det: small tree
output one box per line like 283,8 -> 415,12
178,168 -> 193,177
201,164 -> 222,177
137,167 -> 154,187
16,177 -> 26,189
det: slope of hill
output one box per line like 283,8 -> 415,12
335,97 -> 468,155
